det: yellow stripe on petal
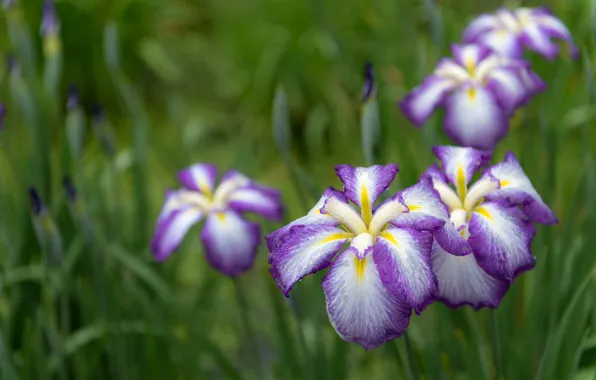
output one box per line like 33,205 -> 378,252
216,212 -> 226,222
316,232 -> 353,246
500,180 -> 510,188
456,166 -> 467,201
379,231 -> 399,247
474,206 -> 493,221
361,185 -> 372,226
408,204 -> 422,211
354,257 -> 367,283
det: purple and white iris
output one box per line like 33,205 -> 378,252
463,7 -> 577,60
415,146 -> 557,309
267,164 -> 446,349
151,163 -> 284,277
400,44 -> 545,150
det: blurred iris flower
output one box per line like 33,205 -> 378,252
412,146 -> 557,309
152,164 -> 284,276
463,7 -> 578,60
267,164 -> 445,349
0,103 -> 5,130
400,44 -> 545,150
40,0 -> 59,37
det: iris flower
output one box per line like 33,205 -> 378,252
463,7 -> 578,60
267,164 -> 444,349
413,146 -> 557,309
152,164 -> 284,276
40,0 -> 59,37
400,44 -> 545,150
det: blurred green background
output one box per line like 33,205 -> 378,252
1,0 -> 595,379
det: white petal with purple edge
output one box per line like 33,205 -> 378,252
486,67 -> 528,113
177,163 -> 218,196
468,202 -> 536,281
443,84 -> 509,150
462,14 -> 500,42
152,208 -> 203,261
269,224 -> 351,296
520,23 -> 559,59
400,76 -> 458,126
227,185 -> 283,221
483,151 -> 557,224
432,145 -> 492,195
451,44 -> 492,72
200,209 -> 261,277
322,240 -> 411,350
373,226 -> 437,313
335,164 -> 398,225
432,241 -> 509,310
475,29 -> 523,58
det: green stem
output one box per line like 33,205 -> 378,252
233,277 -> 264,378
490,310 -> 502,380
404,331 -> 420,380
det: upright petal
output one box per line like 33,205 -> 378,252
178,163 -> 218,196
451,44 -> 492,73
483,151 -> 557,224
152,208 -> 203,261
442,84 -> 509,150
432,145 -> 492,196
227,185 -> 284,221
399,76 -> 458,127
266,187 -> 339,252
269,224 -> 352,296
432,242 -> 509,310
321,190 -> 368,235
392,177 -> 471,256
373,226 -> 437,313
421,164 -> 463,210
212,170 -> 252,205
468,202 -> 536,281
462,14 -> 500,42
157,189 -> 210,223
335,164 -> 398,225
322,240 -> 411,350
200,209 -> 261,276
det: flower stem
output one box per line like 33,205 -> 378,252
490,310 -> 502,380
233,277 -> 264,378
404,331 -> 420,380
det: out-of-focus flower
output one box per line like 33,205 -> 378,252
3,0 -> 15,10
267,164 -> 443,349
66,84 -> 79,111
7,54 -> 19,78
399,44 -> 545,150
40,0 -> 59,37
0,103 -> 5,130
414,146 -> 557,309
28,187 -> 44,215
463,7 -> 578,60
152,164 -> 284,276
361,62 -> 377,103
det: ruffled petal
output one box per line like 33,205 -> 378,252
269,224 -> 351,296
399,75 -> 458,126
322,238 -> 411,350
462,14 -> 501,42
373,226 -> 437,313
200,209 -> 261,276
177,163 -> 218,196
335,164 -> 398,225
391,177 -> 470,256
483,151 -> 557,224
152,207 -> 203,261
227,185 -> 284,221
266,187 -> 339,252
432,145 -> 492,193
468,202 -> 536,281
432,241 -> 509,310
442,83 -> 509,150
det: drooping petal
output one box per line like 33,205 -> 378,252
485,66 -> 529,113
373,226 -> 437,313
269,224 -> 352,296
200,209 -> 261,276
451,44 -> 493,72
432,145 -> 492,196
432,241 -> 509,310
322,238 -> 411,350
462,14 -> 501,42
335,164 -> 398,225
519,22 -> 559,60
483,151 -> 557,224
227,185 -> 284,221
442,83 -> 509,150
399,75 -> 458,127
468,202 -> 536,281
531,9 -> 578,58
178,163 -> 218,196
321,190 -> 368,235
152,208 -> 204,261
391,177 -> 471,256
266,187 -> 339,252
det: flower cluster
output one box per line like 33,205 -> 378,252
400,7 -> 575,150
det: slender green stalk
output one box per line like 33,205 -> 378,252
404,331 -> 420,380
233,277 -> 264,379
490,310 -> 502,380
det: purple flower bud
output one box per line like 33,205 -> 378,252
62,176 -> 77,202
91,103 -> 104,125
40,0 -> 59,37
67,84 -> 79,111
0,103 -> 5,130
361,62 -> 376,103
28,187 -> 44,215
